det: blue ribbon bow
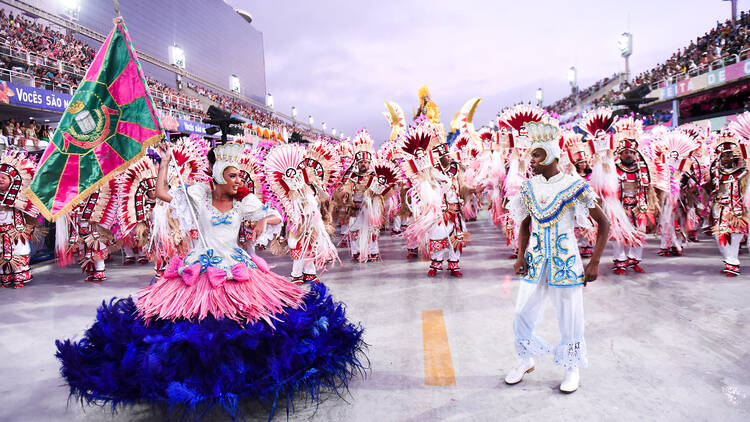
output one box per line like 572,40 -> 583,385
211,215 -> 233,226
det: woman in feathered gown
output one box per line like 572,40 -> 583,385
55,143 -> 367,418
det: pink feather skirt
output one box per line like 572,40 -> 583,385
136,255 -> 306,326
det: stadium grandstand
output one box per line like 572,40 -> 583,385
546,9 -> 750,132
0,0 -> 339,151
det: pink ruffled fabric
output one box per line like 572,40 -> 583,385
136,256 -> 306,326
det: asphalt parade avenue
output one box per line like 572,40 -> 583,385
1,211 -> 749,421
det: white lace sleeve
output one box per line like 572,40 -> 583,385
167,184 -> 205,232
239,193 -> 267,222
574,183 -> 598,228
507,191 -> 529,224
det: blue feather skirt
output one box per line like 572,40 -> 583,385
55,283 -> 367,419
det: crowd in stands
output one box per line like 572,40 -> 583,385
0,118 -> 51,150
0,8 -> 93,93
634,14 -> 750,87
548,12 -> 750,116
546,73 -> 622,115
0,7 -> 332,143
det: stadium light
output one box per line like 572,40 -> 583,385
168,44 -> 185,69
619,32 -> 633,82
322,122 -> 327,131
291,106 -> 297,118
308,115 -> 314,125
568,66 -> 577,87
60,0 -> 80,20
535,88 -> 544,106
266,93 -> 274,109
229,75 -> 241,93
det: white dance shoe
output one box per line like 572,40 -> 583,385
559,368 -> 580,393
504,358 -> 535,385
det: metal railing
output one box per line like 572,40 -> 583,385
646,51 -> 746,91
0,66 -> 74,93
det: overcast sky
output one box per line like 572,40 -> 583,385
230,0 -> 741,142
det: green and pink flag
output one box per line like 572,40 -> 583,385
28,18 -> 162,221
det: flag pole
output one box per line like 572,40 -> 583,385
165,140 -> 208,250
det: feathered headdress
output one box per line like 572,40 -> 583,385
727,111 -> 750,159
613,116 -> 644,151
169,137 -> 209,186
559,130 -> 587,174
399,122 -> 436,182
497,104 -> 548,134
711,128 -> 746,159
368,159 -> 401,195
116,155 -> 157,236
264,143 -> 307,216
73,178 -> 119,230
384,101 -> 407,142
651,130 -> 700,173
579,107 -> 617,155
236,150 -> 263,196
0,149 -> 38,217
303,141 -> 342,195
352,129 -> 375,163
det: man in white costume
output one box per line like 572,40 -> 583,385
505,121 -> 610,393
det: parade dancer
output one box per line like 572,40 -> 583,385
560,130 -> 595,258
57,141 -> 366,417
652,130 -> 700,258
264,143 -> 339,284
56,180 -> 119,282
427,190 -> 467,277
0,150 -> 43,288
344,130 -> 377,262
706,121 -> 750,276
578,111 -> 644,275
504,121 -> 610,394
117,156 -> 157,268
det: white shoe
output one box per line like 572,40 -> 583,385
504,358 -> 535,385
559,368 -> 580,393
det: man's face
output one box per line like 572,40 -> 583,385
529,148 -> 549,175
0,173 -> 10,192
720,151 -> 735,168
620,149 -> 637,166
358,159 -> 371,173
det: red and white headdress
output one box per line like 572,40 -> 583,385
579,107 -> 617,155
559,129 -> 586,174
368,159 -> 401,196
264,143 -> 307,217
651,130 -> 700,173
0,149 -> 38,217
726,111 -> 750,159
73,178 -> 119,230
303,141 -> 342,195
613,116 -> 643,152
352,129 -> 375,163
399,122 -> 437,183
497,104 -> 548,157
236,149 -> 264,196
169,137 -> 210,186
116,156 -> 157,236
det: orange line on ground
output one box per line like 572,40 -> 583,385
422,310 -> 456,386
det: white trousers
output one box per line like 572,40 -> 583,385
716,233 -> 743,266
613,243 -> 643,261
291,259 -> 316,277
392,216 -> 402,231
430,246 -> 460,263
513,268 -> 587,369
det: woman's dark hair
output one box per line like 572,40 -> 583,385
207,148 -> 216,167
